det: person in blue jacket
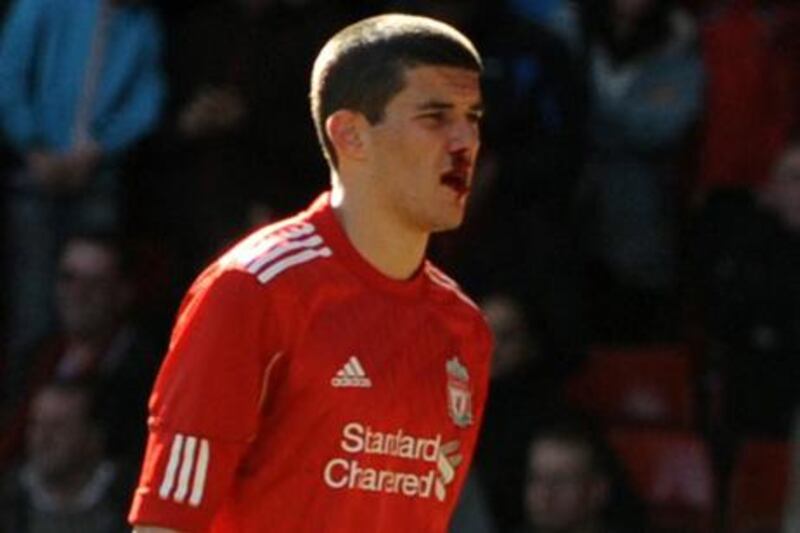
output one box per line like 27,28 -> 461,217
0,0 -> 165,361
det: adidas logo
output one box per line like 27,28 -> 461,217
331,356 -> 372,388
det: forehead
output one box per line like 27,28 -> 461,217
485,297 -> 524,325
530,439 -> 592,470
61,241 -> 116,270
32,388 -> 87,418
393,65 -> 481,106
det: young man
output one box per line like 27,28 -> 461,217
129,13 -> 492,532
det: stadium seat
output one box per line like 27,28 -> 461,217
566,344 -> 697,428
727,439 -> 790,533
608,428 -> 716,532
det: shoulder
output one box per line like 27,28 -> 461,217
424,263 -> 478,306
423,262 -> 488,329
213,216 -> 335,290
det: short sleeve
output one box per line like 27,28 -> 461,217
129,268 -> 283,530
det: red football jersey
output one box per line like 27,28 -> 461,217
129,193 -> 493,532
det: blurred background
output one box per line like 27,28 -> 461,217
0,0 -> 798,531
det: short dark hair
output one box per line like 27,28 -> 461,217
310,13 -> 483,167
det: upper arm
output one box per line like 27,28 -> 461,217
150,269 -> 279,438
128,269 -> 286,531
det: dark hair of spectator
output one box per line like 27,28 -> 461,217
310,13 -> 483,167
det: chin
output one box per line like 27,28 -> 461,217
430,216 -> 464,233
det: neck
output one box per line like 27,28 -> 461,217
330,181 -> 428,280
37,460 -> 100,508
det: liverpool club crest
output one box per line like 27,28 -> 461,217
446,356 -> 473,428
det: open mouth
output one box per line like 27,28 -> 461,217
440,152 -> 471,195
441,170 -> 469,194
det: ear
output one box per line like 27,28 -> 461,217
326,110 -> 367,163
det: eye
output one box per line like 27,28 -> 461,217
467,112 -> 483,125
418,112 -> 447,125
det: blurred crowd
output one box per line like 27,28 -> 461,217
0,0 -> 799,531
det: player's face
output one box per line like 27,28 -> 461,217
364,65 -> 482,234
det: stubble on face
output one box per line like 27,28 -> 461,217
365,66 -> 482,236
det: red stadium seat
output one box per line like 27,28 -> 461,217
566,344 -> 697,428
608,428 -> 716,533
728,439 -> 791,533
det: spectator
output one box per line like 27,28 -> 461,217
0,232 -> 160,466
474,293 -> 576,531
0,380 -> 132,533
0,0 -> 165,366
515,420 -> 645,533
574,0 -> 704,341
693,141 -> 800,436
484,293 -> 536,380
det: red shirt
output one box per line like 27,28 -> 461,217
129,193 -> 493,532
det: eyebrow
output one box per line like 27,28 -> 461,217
414,100 -> 484,114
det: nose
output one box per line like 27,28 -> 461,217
448,116 -> 479,153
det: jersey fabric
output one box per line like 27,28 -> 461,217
128,192 -> 493,532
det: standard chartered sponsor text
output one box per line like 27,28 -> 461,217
323,422 -> 455,501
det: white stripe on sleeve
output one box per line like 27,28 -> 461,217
159,433 -> 185,499
189,439 -> 210,507
173,436 -> 197,503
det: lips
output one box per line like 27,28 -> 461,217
440,152 -> 472,195
441,170 -> 469,194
